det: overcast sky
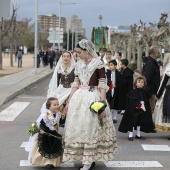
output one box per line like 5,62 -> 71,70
10,0 -> 170,39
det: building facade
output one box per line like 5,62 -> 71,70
38,14 -> 67,32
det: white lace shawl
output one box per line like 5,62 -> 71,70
42,110 -> 61,131
47,54 -> 75,99
75,58 -> 105,86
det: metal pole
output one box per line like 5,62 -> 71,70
53,28 -> 55,49
74,32 -> 77,48
72,27 -> 74,51
67,19 -> 69,51
34,0 -> 38,74
58,2 -> 61,51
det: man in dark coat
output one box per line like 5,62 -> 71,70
119,59 -> 134,114
106,60 -> 122,123
142,46 -> 160,113
48,47 -> 56,69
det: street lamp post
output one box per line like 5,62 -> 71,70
58,1 -> 75,51
34,0 -> 38,74
67,18 -> 70,51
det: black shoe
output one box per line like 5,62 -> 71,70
151,129 -> 157,133
168,135 -> 170,140
113,119 -> 117,123
128,137 -> 133,141
135,135 -> 145,140
90,162 -> 95,169
46,164 -> 53,170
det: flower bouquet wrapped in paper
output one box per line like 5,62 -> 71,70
90,101 -> 107,126
28,123 -> 62,139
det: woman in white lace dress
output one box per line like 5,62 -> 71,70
63,39 -> 118,170
154,53 -> 170,139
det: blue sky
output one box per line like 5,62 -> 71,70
9,0 -> 170,39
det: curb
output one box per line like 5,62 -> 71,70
0,71 -> 53,107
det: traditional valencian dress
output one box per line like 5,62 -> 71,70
154,62 -> 170,132
40,57 -> 75,122
26,110 -> 64,167
63,58 -> 118,164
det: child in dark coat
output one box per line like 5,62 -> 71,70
118,76 -> 155,141
106,60 -> 122,123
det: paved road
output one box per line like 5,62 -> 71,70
0,75 -> 170,170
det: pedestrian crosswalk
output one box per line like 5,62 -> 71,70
20,142 -> 165,168
0,102 -> 30,121
104,161 -> 163,167
0,102 -> 167,169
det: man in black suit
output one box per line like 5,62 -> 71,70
142,46 -> 160,113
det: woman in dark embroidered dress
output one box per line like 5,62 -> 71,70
40,51 -> 75,125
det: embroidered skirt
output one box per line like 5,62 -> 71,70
63,87 -> 118,164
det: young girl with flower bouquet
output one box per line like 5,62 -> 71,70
26,97 -> 65,170
118,76 -> 155,141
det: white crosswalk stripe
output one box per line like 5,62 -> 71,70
20,160 -> 75,167
104,161 -> 163,167
0,102 -> 30,121
20,142 -> 31,148
142,144 -> 170,151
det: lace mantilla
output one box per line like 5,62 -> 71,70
78,39 -> 99,58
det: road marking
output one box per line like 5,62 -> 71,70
105,161 -> 163,167
142,144 -> 170,151
17,96 -> 46,100
20,160 -> 74,167
20,142 -> 31,148
0,102 -> 30,121
20,160 -> 34,166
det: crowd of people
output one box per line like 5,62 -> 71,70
25,39 -> 170,170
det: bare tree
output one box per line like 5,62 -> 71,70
0,5 -> 17,70
8,17 -> 31,66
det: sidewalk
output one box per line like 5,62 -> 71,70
0,54 -> 53,107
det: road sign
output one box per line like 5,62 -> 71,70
48,28 -> 63,43
30,23 -> 43,33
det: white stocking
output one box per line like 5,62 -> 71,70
110,109 -> 114,119
83,164 -> 91,170
137,126 -> 141,137
129,127 -> 134,138
113,109 -> 118,120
